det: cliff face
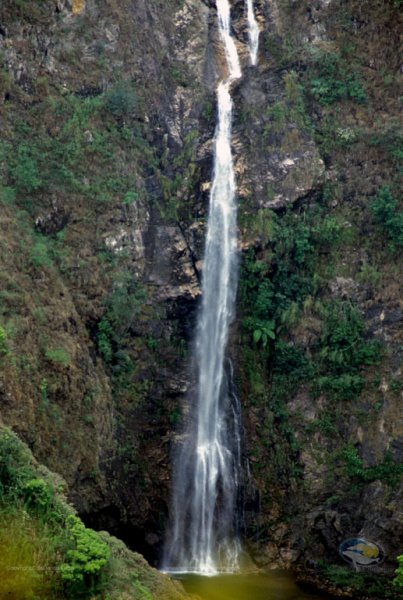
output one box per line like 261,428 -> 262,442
235,0 -> 402,570
0,0 -> 401,576
0,0 -> 211,560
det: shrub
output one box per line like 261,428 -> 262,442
0,325 -> 9,356
316,302 -> 381,374
313,215 -> 344,247
239,207 -> 345,353
252,320 -> 276,347
394,556 -> 403,590
23,478 -> 55,513
44,347 -> 70,368
31,238 -> 53,268
311,301 -> 381,401
104,273 -> 145,337
11,143 -> 42,192
97,317 -> 113,364
60,514 -> 110,595
0,428 -> 34,500
370,186 -> 403,251
313,373 -> 364,401
123,190 -> 139,205
104,81 -> 136,118
240,214 -> 313,340
342,445 -> 403,489
0,429 -> 112,598
309,51 -> 366,105
272,341 -> 313,380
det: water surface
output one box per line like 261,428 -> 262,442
179,572 -> 332,600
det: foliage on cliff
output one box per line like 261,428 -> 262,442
0,427 -> 189,599
237,0 -> 402,574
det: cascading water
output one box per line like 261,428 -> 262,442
246,0 -> 259,66
163,0 -> 259,575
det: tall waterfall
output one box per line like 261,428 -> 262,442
163,0 -> 259,575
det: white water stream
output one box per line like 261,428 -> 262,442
163,0 -> 259,576
246,0 -> 259,66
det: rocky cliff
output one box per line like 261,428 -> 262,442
0,0 -> 401,590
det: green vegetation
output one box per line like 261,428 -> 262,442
103,272 -> 146,338
1,89 -> 147,221
0,325 -> 10,357
0,428 -> 100,597
312,301 -> 381,401
262,71 -> 312,145
31,236 -> 53,269
242,243 -> 381,402
104,80 -> 137,119
97,317 -> 113,364
394,556 -> 403,590
97,273 -> 144,376
0,509 -> 58,600
96,273 -> 151,404
0,428 -> 34,500
272,341 -> 313,381
123,189 -> 139,205
239,209 -> 317,342
23,477 -> 56,512
59,514 -> 110,595
45,347 -> 70,368
10,143 -> 42,193
341,445 -> 402,489
368,121 -> 403,167
240,205 -> 346,348
283,71 -> 312,131
318,560 -> 400,600
370,186 -> 403,251
239,200 -> 382,423
154,128 -> 200,221
308,50 -> 366,105
0,427 -> 163,599
239,194 -> 384,495
238,205 -> 340,479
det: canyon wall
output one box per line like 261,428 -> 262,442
0,0 -> 401,575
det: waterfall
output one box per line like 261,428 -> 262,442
163,0 -> 259,575
246,0 -> 259,66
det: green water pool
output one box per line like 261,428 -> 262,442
178,571 -> 332,600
